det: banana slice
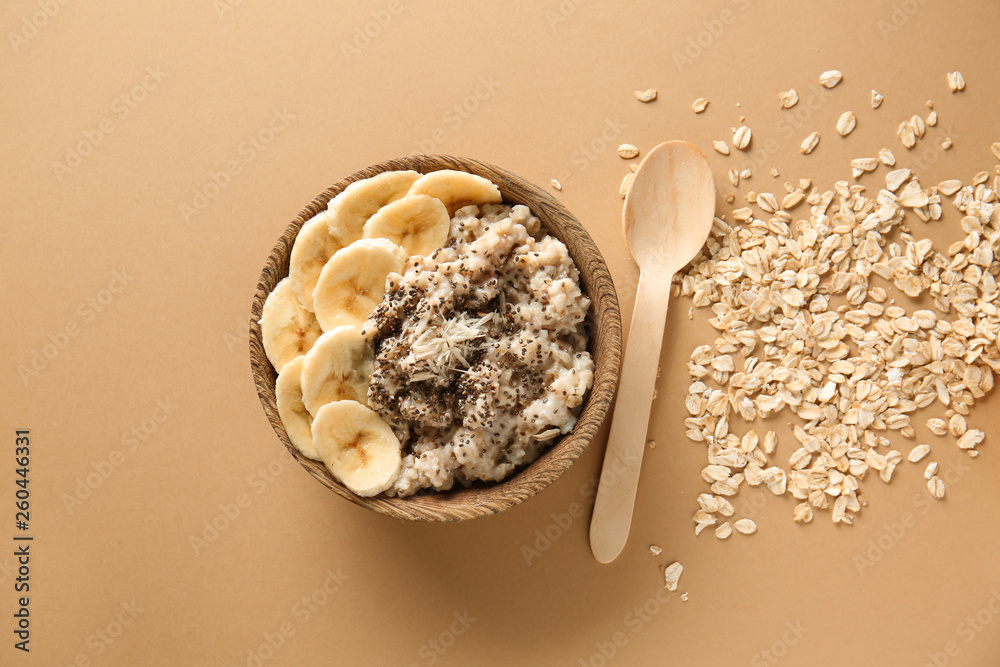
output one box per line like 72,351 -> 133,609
312,238 -> 407,331
300,325 -> 374,415
363,194 -> 450,257
289,211 -> 356,312
260,277 -> 323,372
327,170 -> 421,239
406,170 -> 502,214
275,356 -> 320,460
312,400 -> 402,496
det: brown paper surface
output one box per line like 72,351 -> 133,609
2,0 -> 1000,665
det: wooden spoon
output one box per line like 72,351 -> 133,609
589,141 -> 716,563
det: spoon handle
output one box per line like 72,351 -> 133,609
589,268 -> 672,563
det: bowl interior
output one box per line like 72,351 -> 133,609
249,155 -> 622,521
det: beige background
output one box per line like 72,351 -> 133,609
3,1 -> 1000,665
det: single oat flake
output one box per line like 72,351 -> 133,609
649,545 -> 662,556
837,111 -> 857,136
733,126 -> 752,150
635,88 -> 658,103
734,519 -> 757,535
793,503 -> 814,523
800,132 -> 820,154
926,419 -> 948,435
947,71 -> 966,93
820,70 -> 843,88
550,179 -> 562,191
851,158 -> 879,176
715,522 -> 733,539
957,429 -> 984,450
664,561 -> 683,591
778,89 -> 799,109
871,90 -> 884,109
898,121 -> 917,148
713,140 -> 731,156
618,144 -> 639,159
692,98 -> 710,113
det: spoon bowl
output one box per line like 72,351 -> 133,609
624,142 -> 716,273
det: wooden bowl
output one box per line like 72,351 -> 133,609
249,155 -> 622,521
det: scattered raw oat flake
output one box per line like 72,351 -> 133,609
793,503 -> 814,523
618,144 -> 639,159
649,545 -> 662,556
947,71 -> 966,93
898,121 -> 917,148
837,111 -> 857,136
871,90 -> 884,109
778,89 -> 799,109
957,429 -> 984,450
885,168 -> 911,191
635,88 -> 657,103
800,132 -> 820,154
819,70 -> 843,88
733,126 -> 752,150
680,592 -> 689,602
672,73 -> 1000,533
713,140 -> 731,156
949,414 -> 967,436
550,179 -> 562,191
926,418 -> 948,435
692,98 -> 710,113
851,158 -> 879,178
942,137 -> 953,150
664,562 -> 683,591
782,189 -> 805,210
757,192 -> 779,213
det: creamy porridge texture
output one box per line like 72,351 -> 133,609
364,203 -> 594,497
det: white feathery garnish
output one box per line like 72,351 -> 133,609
406,312 -> 497,382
